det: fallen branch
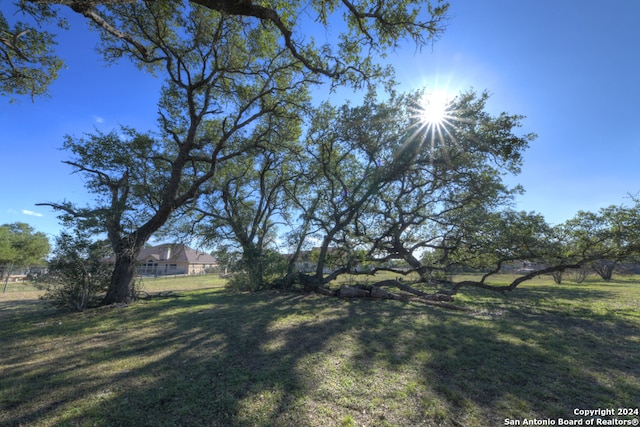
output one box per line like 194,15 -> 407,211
337,284 -> 466,311
374,279 -> 432,297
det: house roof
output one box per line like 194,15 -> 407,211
137,244 -> 217,265
182,245 -> 218,264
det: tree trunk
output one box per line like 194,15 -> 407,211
315,235 -> 332,281
401,246 -> 432,282
102,244 -> 141,305
339,285 -> 369,298
2,262 -> 14,293
592,260 -> 617,281
236,243 -> 264,291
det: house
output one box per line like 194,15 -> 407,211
0,265 -> 46,282
134,244 -> 217,276
289,249 -> 316,273
288,247 -> 366,274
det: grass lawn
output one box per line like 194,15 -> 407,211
0,274 -> 639,426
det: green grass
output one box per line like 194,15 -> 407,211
1,274 -> 639,426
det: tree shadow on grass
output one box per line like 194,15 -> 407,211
344,293 -> 640,425
1,291 -> 360,426
1,285 -> 639,426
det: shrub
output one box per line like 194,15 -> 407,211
571,267 -> 589,283
36,231 -> 112,311
225,249 -> 288,292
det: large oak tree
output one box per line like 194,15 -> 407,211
39,2 -> 312,303
276,89 -> 534,299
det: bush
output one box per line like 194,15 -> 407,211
571,267 -> 589,283
128,275 -> 145,301
225,271 -> 255,292
35,231 -> 112,311
225,249 -> 288,292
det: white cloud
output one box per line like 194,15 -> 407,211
93,116 -> 105,124
22,210 -> 43,217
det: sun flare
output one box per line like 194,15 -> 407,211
419,90 -> 452,127
404,87 -> 461,157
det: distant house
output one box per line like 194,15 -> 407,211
126,244 -> 217,276
289,250 -> 315,273
288,247 -> 365,274
0,265 -> 47,282
501,260 -> 549,274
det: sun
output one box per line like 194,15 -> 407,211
418,90 -> 453,128
403,87 -> 461,158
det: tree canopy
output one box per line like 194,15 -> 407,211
0,3 -> 63,100
0,222 -> 50,285
2,0 -> 449,99
265,88 -> 538,296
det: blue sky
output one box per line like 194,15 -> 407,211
1,0 -> 639,241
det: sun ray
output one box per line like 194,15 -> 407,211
405,89 -> 458,154
419,90 -> 451,127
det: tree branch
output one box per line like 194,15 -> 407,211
451,262 -> 588,295
67,2 -> 149,59
35,201 -> 81,217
